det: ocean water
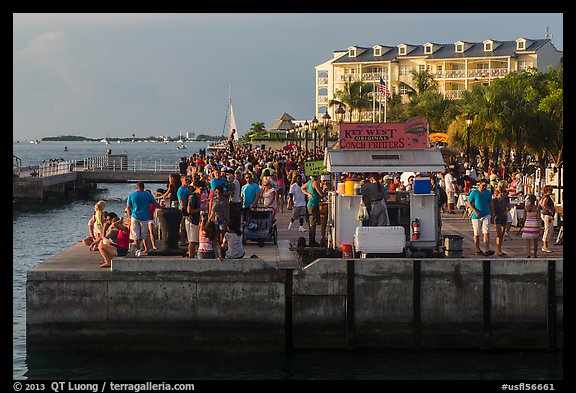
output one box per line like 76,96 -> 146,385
12,141 -> 563,382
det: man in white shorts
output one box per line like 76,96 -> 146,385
444,168 -> 457,214
126,181 -> 163,256
287,174 -> 308,232
467,178 -> 495,256
185,181 -> 204,258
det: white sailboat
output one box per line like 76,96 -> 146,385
207,85 -> 238,152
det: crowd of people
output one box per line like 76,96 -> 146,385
81,142 -> 560,265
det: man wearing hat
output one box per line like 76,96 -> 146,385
383,174 -> 394,191
388,174 -> 402,191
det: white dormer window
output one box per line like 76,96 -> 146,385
484,40 -> 493,52
374,47 -> 381,57
349,47 -> 357,58
455,42 -> 464,53
424,44 -> 433,54
516,38 -> 526,51
398,45 -> 407,56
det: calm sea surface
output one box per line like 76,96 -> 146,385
12,141 -> 563,382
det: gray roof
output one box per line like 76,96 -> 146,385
325,148 -> 446,173
270,112 -> 296,131
333,39 -> 555,63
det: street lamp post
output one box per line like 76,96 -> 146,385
465,115 -> 473,166
296,124 -> 302,152
336,104 -> 345,125
303,120 -> 309,158
322,110 -> 331,150
311,117 -> 319,159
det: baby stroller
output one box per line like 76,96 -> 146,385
243,207 -> 277,247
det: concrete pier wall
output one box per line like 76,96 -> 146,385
27,257 -> 562,352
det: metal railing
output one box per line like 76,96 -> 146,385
127,158 -> 179,172
37,160 -> 75,177
13,155 -> 21,177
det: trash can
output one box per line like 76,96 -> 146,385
443,234 -> 463,258
341,244 -> 353,259
157,207 -> 183,252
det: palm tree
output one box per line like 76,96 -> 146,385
243,121 -> 267,141
399,70 -> 438,98
328,77 -> 373,122
407,89 -> 458,132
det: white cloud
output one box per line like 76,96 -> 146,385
15,29 -> 89,115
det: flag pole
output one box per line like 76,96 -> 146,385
372,79 -> 376,122
384,86 -> 387,123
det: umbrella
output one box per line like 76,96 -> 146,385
429,132 -> 449,143
283,143 -> 296,150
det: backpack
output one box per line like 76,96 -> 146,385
436,186 -> 447,205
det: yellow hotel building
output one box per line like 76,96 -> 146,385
315,37 -> 563,122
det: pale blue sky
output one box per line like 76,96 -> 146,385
13,13 -> 563,140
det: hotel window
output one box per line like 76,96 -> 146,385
424,45 -> 432,54
399,46 -> 406,55
517,40 -> 525,50
419,64 -> 426,73
349,48 -> 357,57
518,61 -> 532,71
455,43 -> 463,53
374,47 -> 381,56
399,85 -> 411,95
484,42 -> 492,52
400,65 -> 410,76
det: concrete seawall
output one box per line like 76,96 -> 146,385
27,253 -> 562,352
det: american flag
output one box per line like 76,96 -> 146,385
379,77 -> 391,99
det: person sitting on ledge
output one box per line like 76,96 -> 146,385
221,223 -> 245,259
197,212 -> 223,261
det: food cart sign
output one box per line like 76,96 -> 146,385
304,160 -> 329,176
339,116 -> 428,150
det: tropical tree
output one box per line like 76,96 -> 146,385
399,70 -> 438,98
328,77 -> 373,122
407,89 -> 458,132
243,121 -> 267,141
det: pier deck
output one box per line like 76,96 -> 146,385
33,207 -> 563,273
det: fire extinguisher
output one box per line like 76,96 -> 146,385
412,218 -> 421,240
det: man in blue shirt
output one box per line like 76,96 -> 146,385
210,168 -> 229,199
177,175 -> 192,245
127,181 -> 163,255
467,178 -> 495,256
240,172 -> 261,223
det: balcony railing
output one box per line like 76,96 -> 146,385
434,68 -> 509,79
317,77 -> 329,85
337,74 -> 360,82
444,90 -> 464,100
361,72 -> 389,82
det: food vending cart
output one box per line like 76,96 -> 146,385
324,117 -> 446,257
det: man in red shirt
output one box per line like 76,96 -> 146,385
388,175 -> 401,191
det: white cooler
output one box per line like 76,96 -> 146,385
354,226 -> 406,257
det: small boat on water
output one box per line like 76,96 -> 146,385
30,139 -> 40,144
64,146 -> 68,152
177,144 -> 187,150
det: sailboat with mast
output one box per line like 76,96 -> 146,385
207,85 -> 238,153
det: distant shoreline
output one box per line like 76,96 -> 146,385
36,135 -> 225,142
